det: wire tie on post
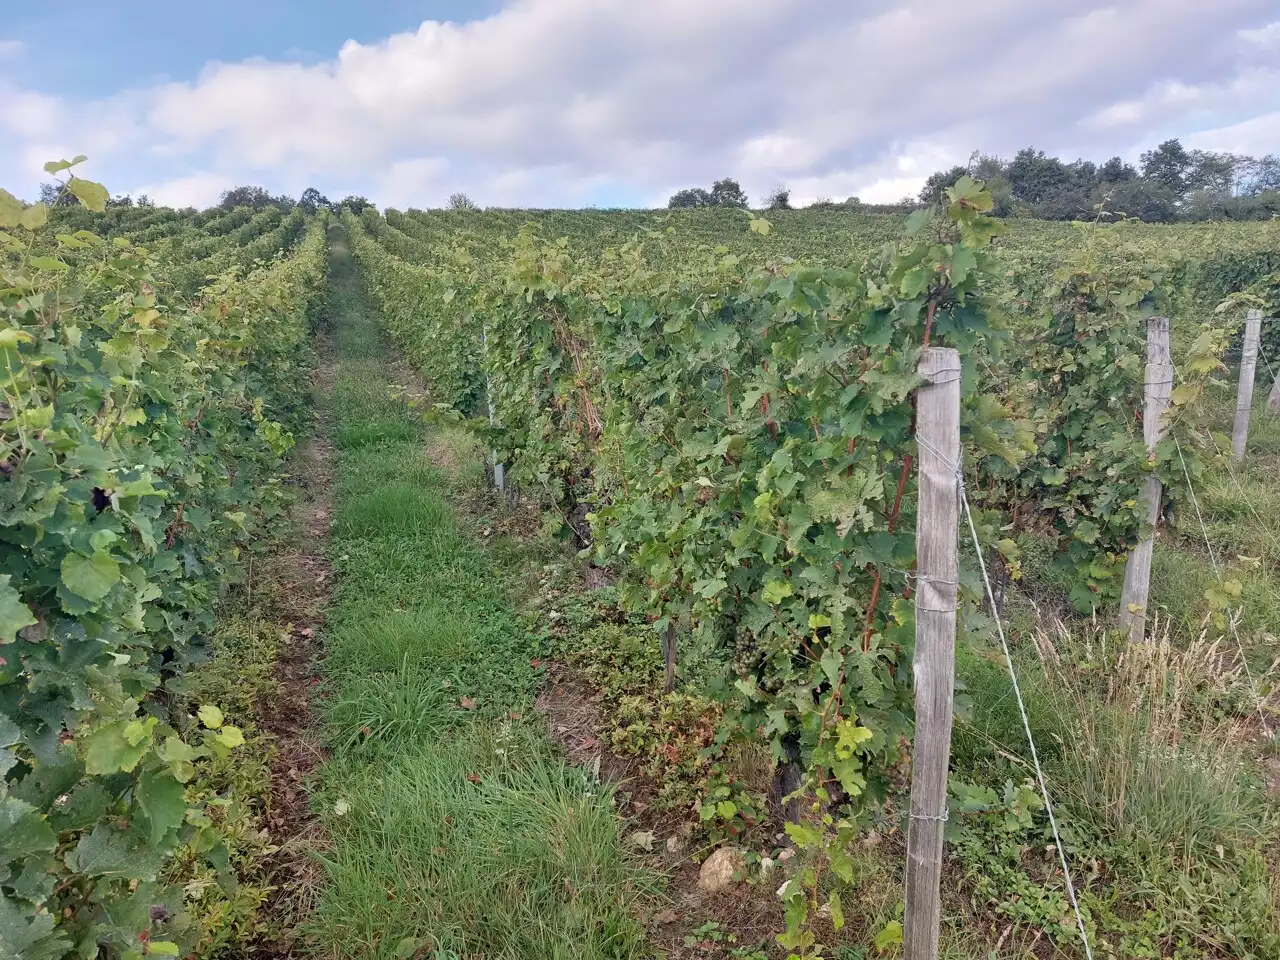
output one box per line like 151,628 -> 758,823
909,806 -> 949,823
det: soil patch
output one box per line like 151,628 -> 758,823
252,348 -> 337,956
537,659 -> 785,957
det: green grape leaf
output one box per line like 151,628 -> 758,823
874,919 -> 903,951
137,770 -> 186,846
761,579 -> 793,605
65,824 -> 162,879
28,256 -> 68,273
61,551 -> 121,603
0,575 -> 37,643
215,725 -> 245,749
67,177 -> 109,213
0,189 -> 22,228
0,795 -> 57,859
0,893 -> 69,958
829,891 -> 845,931
694,577 -> 727,599
18,203 -> 48,231
80,720 -> 151,775
0,714 -> 18,748
155,735 -> 197,783
197,705 -> 224,729
905,208 -> 932,235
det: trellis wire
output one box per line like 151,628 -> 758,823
916,434 -> 1095,960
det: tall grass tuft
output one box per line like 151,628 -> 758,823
1030,617 -> 1273,861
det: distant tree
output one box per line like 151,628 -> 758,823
1183,186 -> 1280,221
448,192 -> 478,211
1099,156 -> 1138,184
107,194 -> 134,208
1030,184 -> 1094,221
809,195 -> 838,209
1007,148 -> 1071,203
1181,188 -> 1232,222
37,182 -> 79,207
668,178 -> 752,209
218,185 -> 278,210
709,177 -> 749,209
339,195 -> 372,214
298,187 -> 332,214
839,195 -> 918,214
968,152 -> 1006,181
1241,155 -> 1280,196
1074,159 -> 1100,181
1140,139 -> 1192,194
1233,188 -> 1280,219
136,194 -> 154,208
915,139 -> 1270,221
765,184 -> 791,210
1095,179 -> 1179,222
668,187 -> 713,208
1186,150 -> 1245,195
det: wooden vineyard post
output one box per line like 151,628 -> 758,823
1232,309 -> 1261,463
1268,315 -> 1280,414
663,620 -> 676,693
481,327 -> 505,495
1119,317 -> 1173,643
904,347 -> 961,960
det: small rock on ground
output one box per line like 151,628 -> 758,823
698,846 -> 747,892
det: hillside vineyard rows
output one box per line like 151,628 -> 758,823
3,169 -> 1280,960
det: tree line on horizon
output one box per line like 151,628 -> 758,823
667,138 -> 1280,222
917,139 -> 1279,222
32,136 -> 1280,222
34,182 -> 374,215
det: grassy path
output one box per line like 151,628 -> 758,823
305,228 -> 654,959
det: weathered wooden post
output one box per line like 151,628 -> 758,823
481,327 -> 505,494
663,620 -> 676,693
1119,317 -> 1173,643
1231,310 -> 1261,462
1267,318 -> 1280,414
904,347 -> 961,960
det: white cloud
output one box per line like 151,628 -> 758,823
0,85 -> 59,138
132,171 -> 236,208
1240,21 -> 1280,46
0,40 -> 23,60
1082,69 -> 1280,138
1186,110 -> 1280,157
2,1 -> 1279,207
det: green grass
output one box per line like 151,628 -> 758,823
312,729 -> 649,960
305,227 -> 655,959
947,389 -> 1280,956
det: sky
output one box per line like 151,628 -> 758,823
1,1 -> 1278,210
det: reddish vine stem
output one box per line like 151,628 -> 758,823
861,453 -> 915,652
921,299 -> 939,348
861,576 -> 882,654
